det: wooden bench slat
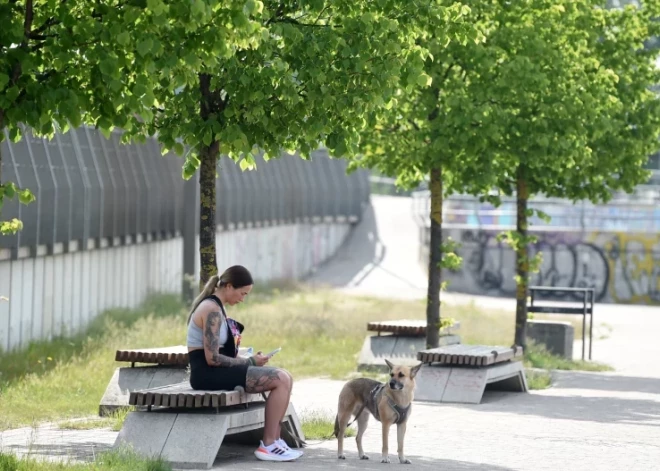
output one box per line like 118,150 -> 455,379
367,320 -> 427,337
114,346 -> 190,366
417,344 -> 523,367
128,381 -> 265,411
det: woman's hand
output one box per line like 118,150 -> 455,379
251,351 -> 270,367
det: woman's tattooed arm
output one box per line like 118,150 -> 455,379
203,310 -> 248,367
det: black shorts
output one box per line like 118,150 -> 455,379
188,349 -> 249,390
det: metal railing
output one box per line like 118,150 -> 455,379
1,126 -> 370,259
411,189 -> 660,233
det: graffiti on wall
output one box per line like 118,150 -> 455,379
593,232 -> 660,304
445,229 -> 660,304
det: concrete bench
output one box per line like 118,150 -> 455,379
114,382 -> 305,469
99,346 -> 191,416
99,346 -> 254,415
358,320 -> 461,372
414,344 -> 528,404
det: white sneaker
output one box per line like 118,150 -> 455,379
276,438 -> 303,457
254,440 -> 301,461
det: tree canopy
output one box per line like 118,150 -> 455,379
351,0 -> 660,347
1,0 -> 263,234
124,0 -> 479,283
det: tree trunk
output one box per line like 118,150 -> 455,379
0,112 -> 4,218
514,169 -> 529,349
0,110 -> 4,187
425,166 -> 443,349
198,141 -> 220,287
198,73 -> 222,288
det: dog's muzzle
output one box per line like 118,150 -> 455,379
389,380 -> 404,390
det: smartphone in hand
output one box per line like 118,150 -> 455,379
265,347 -> 281,358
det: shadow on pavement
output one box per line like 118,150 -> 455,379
215,444 -> 516,470
551,370 -> 660,395
437,387 -> 660,427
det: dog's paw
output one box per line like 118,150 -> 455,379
381,456 -> 390,463
338,454 -> 346,460
399,457 -> 412,464
360,454 -> 370,460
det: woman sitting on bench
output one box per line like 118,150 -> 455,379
187,265 -> 302,462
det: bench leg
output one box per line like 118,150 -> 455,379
115,411 -> 230,469
280,402 -> 306,448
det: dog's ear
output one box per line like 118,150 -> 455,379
410,362 -> 422,379
384,359 -> 394,371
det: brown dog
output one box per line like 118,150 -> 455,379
334,359 -> 422,464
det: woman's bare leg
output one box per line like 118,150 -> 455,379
278,369 -> 293,437
275,369 -> 294,440
245,367 -> 292,446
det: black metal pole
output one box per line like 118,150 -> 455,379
582,290 -> 587,361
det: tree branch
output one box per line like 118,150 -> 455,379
313,5 -> 330,25
10,0 -> 34,86
270,17 -> 337,28
27,33 -> 56,41
30,17 -> 58,36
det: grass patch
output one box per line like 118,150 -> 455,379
301,409 -> 355,440
525,369 -> 552,390
0,285 -> 614,431
57,409 -> 132,432
235,286 -> 533,379
0,448 -> 171,471
0,294 -> 185,389
0,294 -> 186,430
524,342 -> 613,372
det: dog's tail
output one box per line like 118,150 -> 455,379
333,414 -> 339,437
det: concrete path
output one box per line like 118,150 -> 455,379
2,373 -> 659,470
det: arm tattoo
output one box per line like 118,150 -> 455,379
203,310 -> 248,367
245,367 -> 282,394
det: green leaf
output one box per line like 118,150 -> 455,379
117,31 -> 131,46
174,142 -> 185,155
0,218 -> 23,235
147,0 -> 165,15
239,157 -> 255,171
182,154 -> 200,180
137,39 -> 153,57
18,189 -> 36,205
99,58 -> 116,76
3,183 -> 16,199
0,73 -> 9,91
416,72 -> 432,87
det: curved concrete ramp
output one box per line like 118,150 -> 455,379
307,195 -> 427,299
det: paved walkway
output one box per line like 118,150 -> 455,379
3,372 -> 660,470
2,195 -> 660,469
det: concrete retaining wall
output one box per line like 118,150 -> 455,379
0,222 -> 350,352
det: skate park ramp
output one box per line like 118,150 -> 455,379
306,195 -> 428,299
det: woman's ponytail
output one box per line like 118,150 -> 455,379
187,275 -> 220,324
